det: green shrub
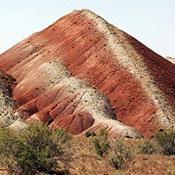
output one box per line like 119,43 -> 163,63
138,140 -> 158,154
92,129 -> 110,157
0,122 -> 69,175
155,129 -> 175,155
110,140 -> 132,169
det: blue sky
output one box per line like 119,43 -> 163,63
0,0 -> 175,56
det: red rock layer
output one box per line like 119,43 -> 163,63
14,61 -> 140,138
0,10 -> 175,137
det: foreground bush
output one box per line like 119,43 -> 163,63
110,140 -> 132,169
0,122 -> 69,175
92,129 -> 110,157
138,140 -> 158,154
155,129 -> 175,155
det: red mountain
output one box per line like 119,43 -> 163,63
0,10 -> 175,138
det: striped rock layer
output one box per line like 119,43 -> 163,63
0,10 -> 175,137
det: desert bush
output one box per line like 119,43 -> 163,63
155,129 -> 175,155
85,131 -> 96,137
110,140 -> 132,169
92,129 -> 110,157
0,122 -> 69,175
138,140 -> 158,154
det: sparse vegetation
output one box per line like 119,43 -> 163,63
138,140 -> 158,154
155,129 -> 175,155
0,124 -> 175,175
92,129 -> 110,157
0,122 -> 69,175
110,139 -> 133,169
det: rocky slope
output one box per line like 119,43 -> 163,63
0,71 -> 26,130
0,9 -> 175,137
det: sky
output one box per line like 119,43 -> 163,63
0,0 -> 175,57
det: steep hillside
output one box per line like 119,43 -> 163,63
0,10 -> 175,137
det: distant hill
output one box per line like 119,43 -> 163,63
166,57 -> 175,64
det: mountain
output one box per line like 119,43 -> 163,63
0,9 -> 175,138
166,57 -> 175,64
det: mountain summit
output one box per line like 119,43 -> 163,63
0,9 -> 175,138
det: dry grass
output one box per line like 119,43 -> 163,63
60,136 -> 117,175
1,135 -> 175,175
124,154 -> 175,175
55,136 -> 175,175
